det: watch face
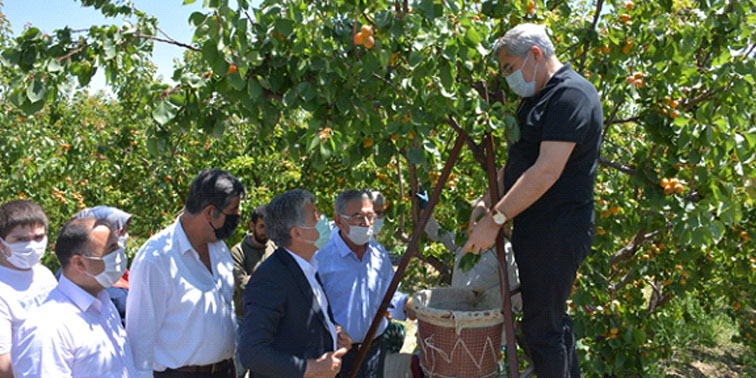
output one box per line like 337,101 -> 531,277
493,212 -> 506,225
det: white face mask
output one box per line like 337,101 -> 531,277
1,236 -> 47,270
84,248 -> 127,288
345,225 -> 373,246
505,53 -> 539,97
372,217 -> 385,236
117,234 -> 128,249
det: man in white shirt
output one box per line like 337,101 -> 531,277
0,199 -> 57,378
126,169 -> 245,378
238,189 -> 350,378
315,190 -> 410,378
12,217 -> 136,377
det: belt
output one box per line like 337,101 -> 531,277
165,358 -> 233,374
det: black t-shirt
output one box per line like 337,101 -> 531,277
503,64 -> 602,238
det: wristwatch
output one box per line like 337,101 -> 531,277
492,209 -> 508,226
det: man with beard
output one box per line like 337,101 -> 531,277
126,169 -> 246,378
230,205 -> 275,377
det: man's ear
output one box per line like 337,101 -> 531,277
532,46 -> 543,61
203,204 -> 217,221
69,254 -> 88,273
289,226 -> 301,243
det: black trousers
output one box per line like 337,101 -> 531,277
512,226 -> 592,378
340,336 -> 386,378
154,360 -> 236,378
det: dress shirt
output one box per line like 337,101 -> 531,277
12,275 -> 137,377
126,219 -> 236,377
285,248 -> 339,351
0,263 -> 57,355
315,230 -> 407,343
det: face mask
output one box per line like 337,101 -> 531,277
505,53 -> 539,97
117,234 -> 128,249
301,215 -> 332,249
84,248 -> 127,288
210,212 -> 241,241
1,236 -> 47,270
372,217 -> 385,236
345,225 -> 373,246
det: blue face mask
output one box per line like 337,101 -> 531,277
300,215 -> 332,249
504,53 -> 539,97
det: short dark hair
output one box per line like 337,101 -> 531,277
250,205 -> 267,224
0,200 -> 48,239
55,218 -> 113,268
184,169 -> 246,215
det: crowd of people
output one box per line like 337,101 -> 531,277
0,22 -> 600,378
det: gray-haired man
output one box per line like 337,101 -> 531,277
239,189 -> 351,378
464,23 -> 602,377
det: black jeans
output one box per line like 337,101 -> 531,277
513,227 -> 592,378
154,360 -> 236,378
340,336 -> 386,378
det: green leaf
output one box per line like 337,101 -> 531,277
152,100 -> 178,125
464,27 -> 482,47
274,19 -> 294,38
183,0 -> 197,4
227,72 -> 246,91
26,78 -> 47,103
407,147 -> 426,165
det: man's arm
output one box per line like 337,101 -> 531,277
12,320 -> 73,378
464,141 -> 575,254
0,353 -> 11,378
230,244 -> 251,293
126,252 -> 169,377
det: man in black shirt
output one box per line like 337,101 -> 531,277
464,23 -> 602,377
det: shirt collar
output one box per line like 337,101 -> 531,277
174,218 -> 199,256
57,274 -> 108,313
285,248 -> 318,277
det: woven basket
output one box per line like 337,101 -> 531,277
407,287 -> 504,378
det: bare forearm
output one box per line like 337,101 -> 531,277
494,163 -> 561,220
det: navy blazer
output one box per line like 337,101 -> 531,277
239,248 -> 337,378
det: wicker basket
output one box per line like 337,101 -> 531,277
406,287 -> 504,378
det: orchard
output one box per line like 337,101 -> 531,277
1,0 -> 755,375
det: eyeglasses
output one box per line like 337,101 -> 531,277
340,213 -> 377,223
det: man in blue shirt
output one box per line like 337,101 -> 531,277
315,190 -> 409,378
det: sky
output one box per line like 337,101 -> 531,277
2,0 -> 256,92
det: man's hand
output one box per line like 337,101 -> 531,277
403,301 -> 417,321
468,199 -> 488,231
335,325 -> 352,350
463,212 -> 499,255
304,348 -> 348,378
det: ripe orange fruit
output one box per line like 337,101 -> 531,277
741,231 -> 751,241
633,79 -> 644,87
610,205 -> 621,214
226,64 -> 238,75
633,72 -> 643,79
625,76 -> 635,84
526,1 -> 535,15
670,110 -> 679,119
622,42 -> 635,54
674,184 -> 684,194
625,1 -> 634,10
619,14 -> 631,22
364,35 -> 375,49
364,138 -> 374,148
353,32 -> 365,45
664,185 -> 674,195
361,25 -> 373,36
669,178 -> 680,186
660,178 -> 670,187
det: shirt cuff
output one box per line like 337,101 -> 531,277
389,293 -> 409,321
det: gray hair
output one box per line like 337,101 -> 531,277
493,23 -> 555,59
265,189 -> 315,247
335,190 -> 371,216
367,190 -> 385,210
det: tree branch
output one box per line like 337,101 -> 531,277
609,229 -> 662,266
578,0 -> 604,73
609,267 -> 637,295
447,116 -> 487,169
599,157 -> 636,176
134,33 -> 200,52
601,99 -> 625,140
